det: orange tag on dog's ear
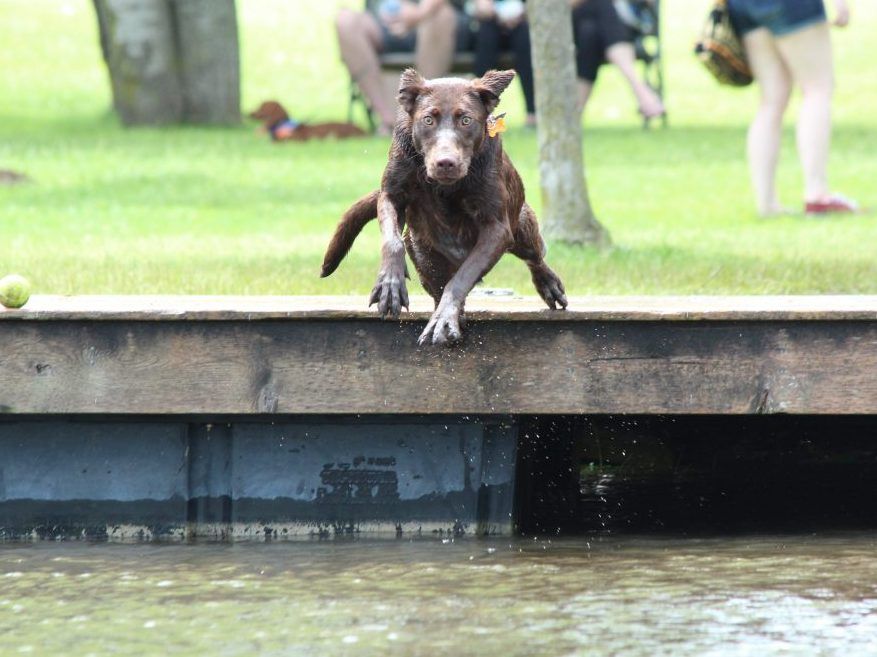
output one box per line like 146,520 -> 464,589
487,113 -> 507,138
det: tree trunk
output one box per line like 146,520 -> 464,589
175,0 -> 241,124
93,0 -> 240,126
92,0 -> 118,112
528,0 -> 610,246
92,0 -> 111,66
95,0 -> 183,125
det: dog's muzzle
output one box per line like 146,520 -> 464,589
426,154 -> 470,184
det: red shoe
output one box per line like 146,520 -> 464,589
805,194 -> 859,215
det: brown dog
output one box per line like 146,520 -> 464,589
248,100 -> 366,141
321,69 -> 567,346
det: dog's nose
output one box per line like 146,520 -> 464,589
436,158 -> 457,172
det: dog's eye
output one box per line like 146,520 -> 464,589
460,116 -> 472,126
423,116 -> 435,126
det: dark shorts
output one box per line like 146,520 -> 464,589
728,0 -> 826,37
379,9 -> 474,53
573,0 -> 633,83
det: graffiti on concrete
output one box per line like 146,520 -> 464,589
317,457 -> 400,504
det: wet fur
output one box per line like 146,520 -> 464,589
321,69 -> 567,345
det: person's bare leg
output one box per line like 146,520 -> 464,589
743,27 -> 793,216
576,79 -> 594,115
336,8 -> 396,129
605,42 -> 664,118
775,22 -> 834,203
415,3 -> 457,78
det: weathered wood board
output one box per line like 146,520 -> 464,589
1,295 -> 876,415
4,294 -> 877,321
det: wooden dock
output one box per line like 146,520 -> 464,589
3,294 -> 876,415
2,295 -> 876,540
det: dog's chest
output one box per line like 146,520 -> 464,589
433,232 -> 473,264
406,196 -> 479,265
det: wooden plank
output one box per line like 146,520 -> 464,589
2,314 -> 876,415
2,295 -> 877,322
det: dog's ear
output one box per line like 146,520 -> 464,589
398,68 -> 426,114
248,102 -> 268,119
473,69 -> 516,113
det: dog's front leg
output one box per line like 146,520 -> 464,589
419,221 -> 511,346
369,192 -> 409,319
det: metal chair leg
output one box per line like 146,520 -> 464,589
348,78 -> 377,133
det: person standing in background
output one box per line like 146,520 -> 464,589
728,0 -> 858,216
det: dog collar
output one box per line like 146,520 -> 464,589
487,113 -> 507,138
270,118 -> 300,140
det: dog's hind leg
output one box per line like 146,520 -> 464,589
510,203 -> 568,310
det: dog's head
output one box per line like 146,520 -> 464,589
397,68 -> 516,185
248,100 -> 290,127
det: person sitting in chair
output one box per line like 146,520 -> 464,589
570,0 -> 664,120
470,0 -> 536,126
336,0 -> 474,135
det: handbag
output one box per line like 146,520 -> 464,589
694,0 -> 753,87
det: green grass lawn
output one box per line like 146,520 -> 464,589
0,0 -> 874,296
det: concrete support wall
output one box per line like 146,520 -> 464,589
0,417 -> 517,540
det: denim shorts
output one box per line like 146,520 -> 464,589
379,9 -> 474,53
728,0 -> 826,37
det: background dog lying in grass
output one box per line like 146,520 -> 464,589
249,100 -> 366,141
321,69 -> 567,346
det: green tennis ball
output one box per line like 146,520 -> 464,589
0,274 -> 31,309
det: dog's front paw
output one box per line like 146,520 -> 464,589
418,305 -> 463,347
369,271 -> 409,320
532,266 -> 568,310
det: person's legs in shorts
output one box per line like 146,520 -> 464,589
595,0 -> 663,118
604,42 -> 664,119
573,11 -> 602,114
775,22 -> 836,206
574,0 -> 663,118
338,4 -> 465,134
415,2 -> 459,78
736,0 -> 853,212
742,26 -> 794,215
336,8 -> 399,130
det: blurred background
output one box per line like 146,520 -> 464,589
1,0 -> 874,296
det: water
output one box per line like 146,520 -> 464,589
3,535 -> 877,656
